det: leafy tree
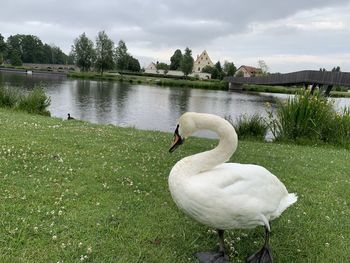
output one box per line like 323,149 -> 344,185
95,31 -> 114,75
332,66 -> 341,72
21,35 -> 45,63
214,61 -> 225,80
6,35 -> 22,64
0,34 -> 5,52
0,34 -> 6,63
5,34 -> 69,65
211,68 -> 220,79
71,33 -> 95,71
180,47 -> 194,77
115,40 -> 128,71
114,40 -> 141,72
156,62 -> 169,75
10,49 -> 22,66
49,45 -> 67,64
127,55 -> 141,72
257,60 -> 269,75
156,62 -> 169,70
201,65 -> 220,79
201,65 -> 214,74
223,61 -> 236,76
170,49 -> 182,70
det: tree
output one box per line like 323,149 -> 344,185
156,62 -> 169,75
223,61 -> 236,76
115,40 -> 128,71
180,47 -> 194,77
115,40 -> 141,72
170,49 -> 183,70
95,31 -> 114,75
21,35 -> 45,63
127,55 -> 141,72
0,33 -> 6,63
10,49 -> 22,66
6,34 -> 22,65
214,61 -> 225,80
257,60 -> 269,75
332,66 -> 341,72
71,33 -> 95,71
201,65 -> 214,74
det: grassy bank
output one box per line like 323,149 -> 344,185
68,71 -> 228,90
0,109 -> 349,262
69,72 -> 350,97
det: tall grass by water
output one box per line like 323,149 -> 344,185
0,86 -> 50,116
267,89 -> 350,148
226,114 -> 268,141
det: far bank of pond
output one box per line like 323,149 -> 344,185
68,71 -> 350,97
1,67 -> 349,97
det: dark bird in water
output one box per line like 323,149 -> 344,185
67,113 -> 75,120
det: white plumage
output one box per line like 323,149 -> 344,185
168,112 -> 297,262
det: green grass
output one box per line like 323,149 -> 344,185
242,84 -> 299,94
0,109 -> 349,262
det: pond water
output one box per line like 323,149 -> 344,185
1,71 -> 349,138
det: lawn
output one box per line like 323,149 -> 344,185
0,109 -> 349,262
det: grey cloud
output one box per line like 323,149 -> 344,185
1,0 -> 350,72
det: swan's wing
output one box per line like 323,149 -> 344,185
187,163 -> 288,216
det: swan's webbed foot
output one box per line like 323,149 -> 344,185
195,229 -> 230,263
246,244 -> 273,263
246,226 -> 273,263
195,251 -> 229,263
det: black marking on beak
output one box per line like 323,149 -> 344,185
169,125 -> 184,153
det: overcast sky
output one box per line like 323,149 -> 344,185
1,0 -> 350,72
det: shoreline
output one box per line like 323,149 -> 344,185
0,67 -> 68,77
1,67 -> 349,97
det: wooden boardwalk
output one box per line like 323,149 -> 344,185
225,70 -> 350,95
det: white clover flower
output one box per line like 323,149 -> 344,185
87,246 -> 92,254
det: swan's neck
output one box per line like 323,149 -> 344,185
176,115 -> 238,175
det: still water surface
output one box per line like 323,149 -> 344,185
1,72 -> 349,137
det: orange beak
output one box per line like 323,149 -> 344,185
169,125 -> 183,153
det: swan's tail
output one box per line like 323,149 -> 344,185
276,193 -> 298,216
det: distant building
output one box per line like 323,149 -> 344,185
235,65 -> 262,77
145,57 -> 211,80
146,62 -> 157,70
193,50 -> 214,73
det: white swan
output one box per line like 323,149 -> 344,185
168,112 -> 297,263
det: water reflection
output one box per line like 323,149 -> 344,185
1,71 -> 349,137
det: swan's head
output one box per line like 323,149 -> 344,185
169,112 -> 196,153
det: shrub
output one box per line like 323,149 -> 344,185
226,114 -> 268,140
16,88 -> 51,116
268,90 -> 334,142
321,108 -> 350,148
0,86 -> 18,108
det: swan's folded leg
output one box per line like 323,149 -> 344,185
194,230 -> 230,263
246,227 -> 274,263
